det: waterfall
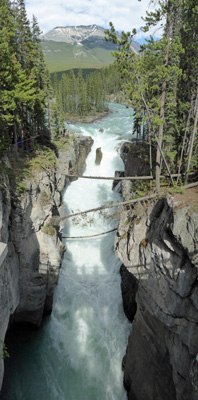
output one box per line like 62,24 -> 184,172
2,103 -> 133,400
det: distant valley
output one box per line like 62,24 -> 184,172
41,24 -> 140,73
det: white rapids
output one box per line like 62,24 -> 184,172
2,103 -> 134,400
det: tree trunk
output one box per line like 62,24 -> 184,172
149,135 -> 153,191
156,0 -> 171,192
155,133 -> 174,186
176,96 -> 194,185
14,121 -> 18,160
184,86 -> 198,184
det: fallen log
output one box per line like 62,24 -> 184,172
66,174 -> 153,180
59,193 -> 158,221
49,181 -> 198,225
65,172 -> 196,181
62,228 -> 117,239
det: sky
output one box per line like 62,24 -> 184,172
25,0 -> 161,42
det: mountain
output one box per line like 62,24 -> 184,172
41,24 -> 140,73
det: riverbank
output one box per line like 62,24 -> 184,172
65,108 -> 112,124
62,93 -> 128,125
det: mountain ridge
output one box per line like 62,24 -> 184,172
42,24 -> 140,52
42,24 -> 105,44
41,24 -> 140,73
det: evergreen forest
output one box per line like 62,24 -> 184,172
0,0 -> 52,151
0,0 -> 198,192
0,0 -> 121,152
51,66 -> 121,129
105,0 -> 198,190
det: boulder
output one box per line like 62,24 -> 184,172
95,147 -> 103,165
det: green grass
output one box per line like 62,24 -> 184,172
52,134 -> 75,149
29,146 -> 56,173
168,186 -> 184,194
2,136 -> 76,198
41,40 -> 115,73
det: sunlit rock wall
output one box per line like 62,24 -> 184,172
0,134 -> 93,389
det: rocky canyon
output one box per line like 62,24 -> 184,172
0,133 -> 93,389
116,142 -> 198,400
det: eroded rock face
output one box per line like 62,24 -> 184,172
95,147 -> 103,165
115,196 -> 198,400
0,134 -> 93,389
119,141 -> 151,177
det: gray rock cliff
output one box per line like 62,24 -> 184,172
115,141 -> 198,400
0,133 -> 93,389
41,25 -> 141,54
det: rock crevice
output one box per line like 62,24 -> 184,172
0,134 -> 93,389
115,142 -> 198,400
116,196 -> 198,400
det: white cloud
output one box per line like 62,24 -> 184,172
25,0 -> 161,40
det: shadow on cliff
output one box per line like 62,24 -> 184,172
144,197 -> 196,278
120,197 -> 194,325
0,197 -> 49,399
0,138 -> 71,393
121,197 -> 198,400
10,186 -> 63,325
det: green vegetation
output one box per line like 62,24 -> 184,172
42,224 -> 56,236
0,0 -> 52,154
0,341 -> 9,360
0,0 -> 121,161
105,0 -> 198,190
1,0 -> 197,199
51,65 -> 121,125
2,145 -> 58,196
129,180 -> 151,199
41,41 -> 115,73
52,135 -> 70,150
50,68 -> 99,82
28,147 -> 56,172
168,186 -> 184,195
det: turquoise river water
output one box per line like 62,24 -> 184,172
2,103 -> 134,400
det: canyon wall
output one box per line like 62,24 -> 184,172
116,142 -> 198,400
0,133 -> 93,389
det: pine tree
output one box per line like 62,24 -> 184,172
0,0 -> 35,146
0,0 -> 16,138
179,0 -> 198,181
105,0 -> 197,190
0,0 -> 52,153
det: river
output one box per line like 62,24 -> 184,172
2,103 -> 134,400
